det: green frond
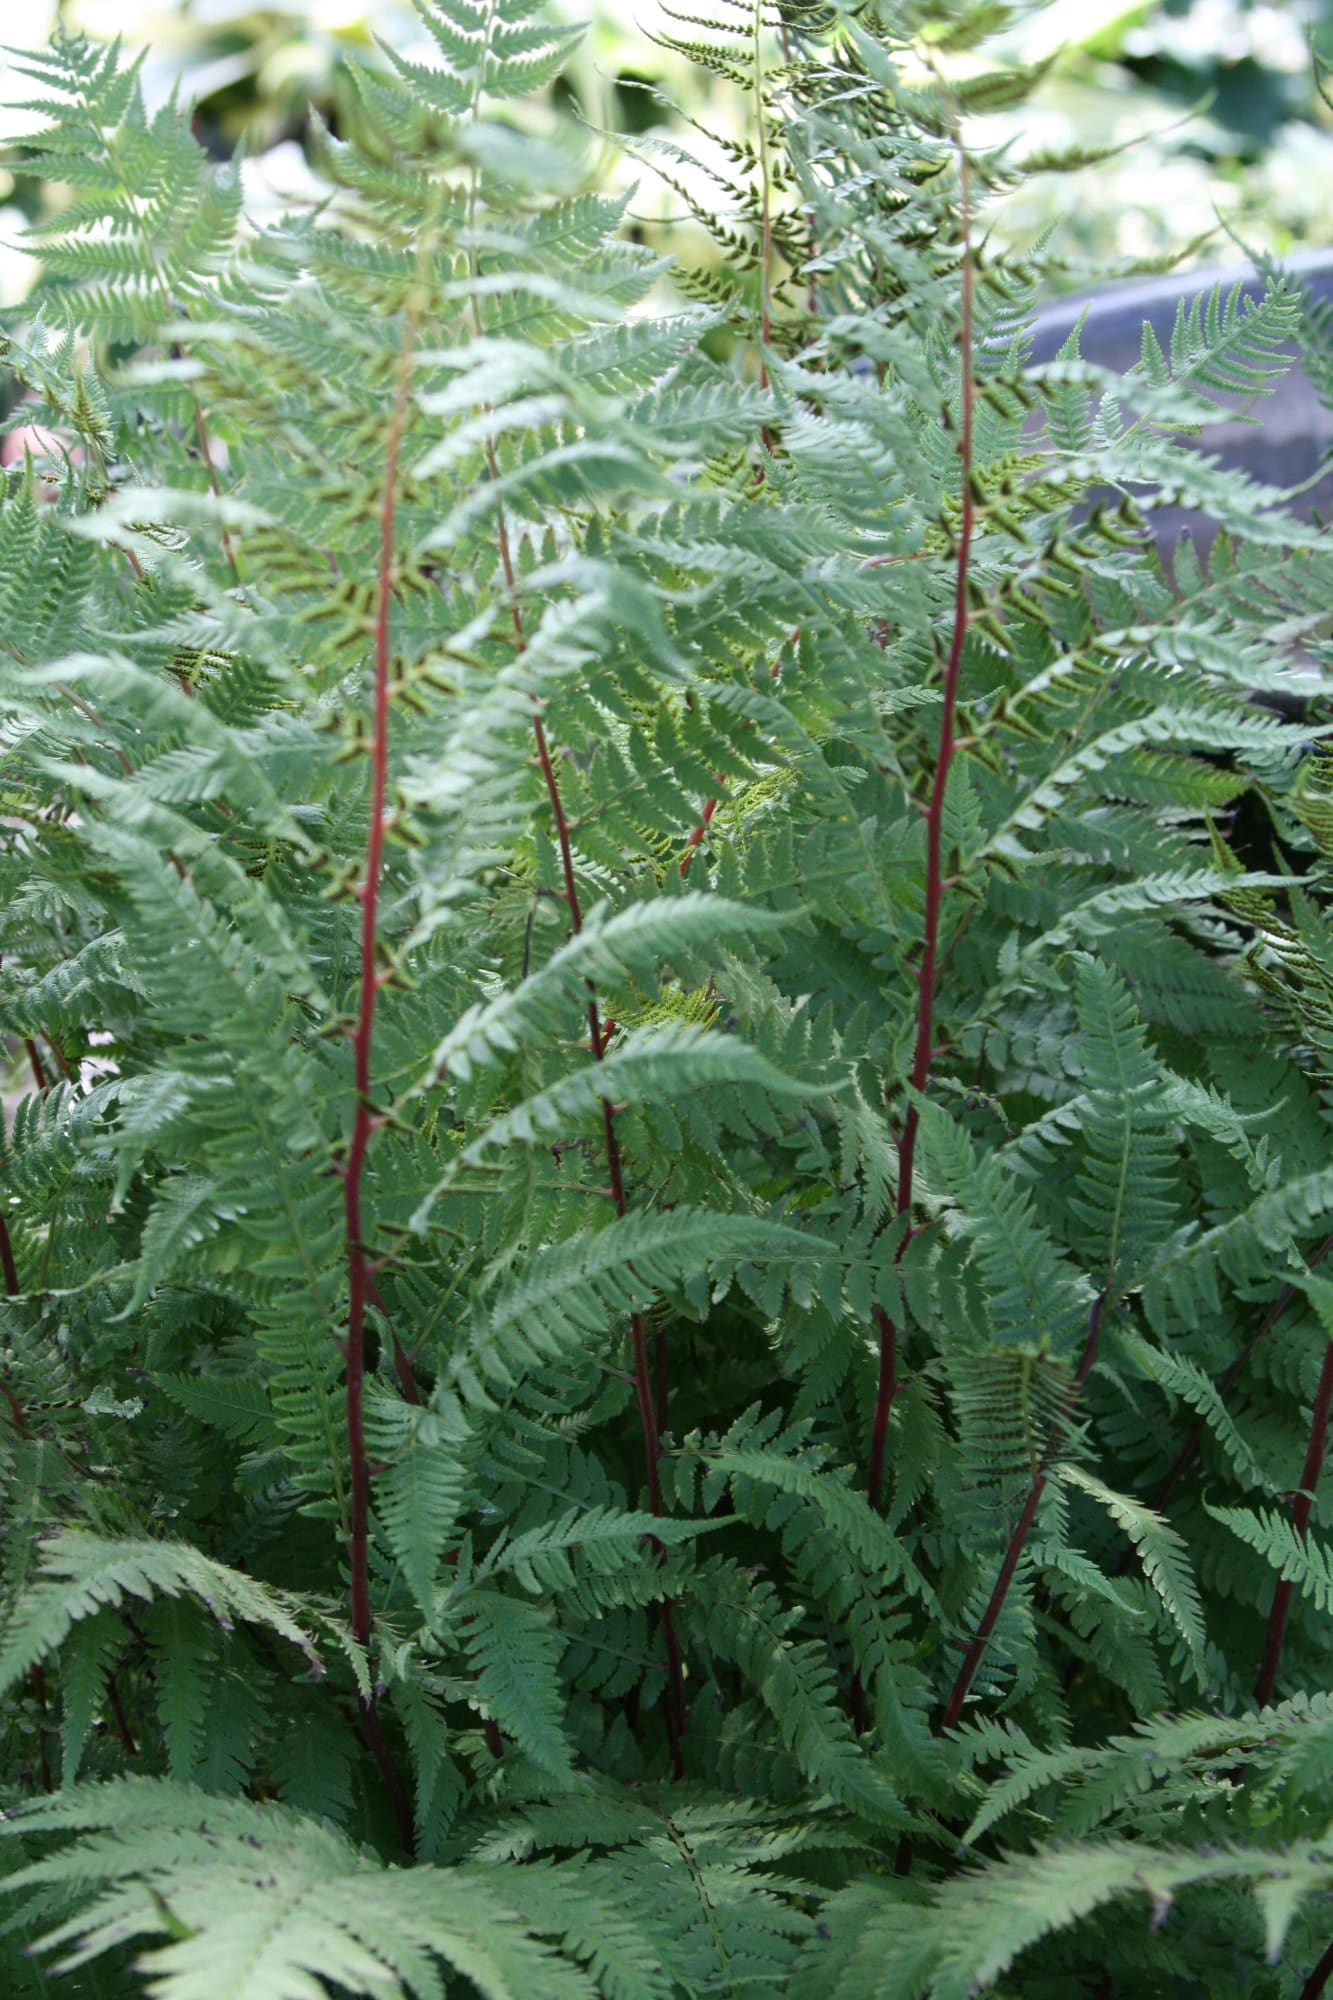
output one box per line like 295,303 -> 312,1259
2,5 -> 1331,1995
1,1781 -> 608,2000
919,1104 -> 1092,1361
459,1586 -> 577,1782
690,1559 -> 912,1830
1118,1332 -> 1272,1491
1058,1464 -> 1207,1680
1207,1503 -> 1333,1615
1133,280 -> 1302,416
463,1209 -> 834,1394
368,1393 -> 473,1623
793,1834 -> 1333,2000
0,1531 -> 364,1698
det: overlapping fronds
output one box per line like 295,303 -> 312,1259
2,1 -> 1331,1996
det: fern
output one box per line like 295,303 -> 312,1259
1,1 -> 1332,1995
0,1531 -> 364,1695
1057,1463 -> 1208,1682
1208,1502 -> 1333,1614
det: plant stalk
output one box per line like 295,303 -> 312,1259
753,0 -> 773,363
0,1216 -> 17,1301
104,1669 -> 137,1757
340,316 -> 419,1855
867,153 -> 975,1514
0,1232 -> 48,1788
1255,1333 -> 1333,1706
344,349 -> 412,1651
1301,1938 -> 1333,2000
1,1080 -> 21,1334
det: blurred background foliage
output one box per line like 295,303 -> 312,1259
0,0 -> 1331,303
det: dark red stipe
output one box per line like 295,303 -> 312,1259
105,1671 -> 137,1757
0,1374 -> 26,1435
1,1060 -> 20,1348
3,1027 -> 71,1308
868,157 -> 976,1515
679,793 -> 720,876
0,1217 -> 17,1302
0,1233 -> 48,1785
340,325 -> 417,1856
30,1663 -> 53,1792
1301,1938 -> 1333,2000
1255,1333 -> 1333,1707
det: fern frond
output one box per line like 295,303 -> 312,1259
1058,1464 -> 1206,1680
0,1532 -> 363,1697
1,1780 -> 608,2000
1207,1502 -> 1333,1615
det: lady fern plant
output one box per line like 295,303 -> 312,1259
2,2 -> 1333,1995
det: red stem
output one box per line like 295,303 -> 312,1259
1255,1334 -> 1333,1706
4,1020 -> 56,1788
865,1305 -> 898,1511
358,1689 -> 415,1852
487,444 -> 686,1775
30,1663 -> 53,1793
753,0 -> 774,435
937,1288 -> 1106,1736
390,1335 -> 422,1405
867,154 -> 975,1513
938,1477 -> 1046,1739
1302,1939 -> 1333,2000
344,369 -> 409,1653
679,793 -> 720,876
4,1034 -> 72,1309
655,1323 -> 669,1435
0,1136 -> 27,1429
339,322 -> 418,1850
0,1032 -> 20,1372
1,1374 -> 27,1434
43,1034 -> 71,1081
679,628 -> 795,877
1,1028 -> 70,1302
0,1217 -> 17,1300
367,1275 -> 422,1407
104,1670 -> 137,1757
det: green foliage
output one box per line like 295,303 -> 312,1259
1,4 -> 1332,1999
